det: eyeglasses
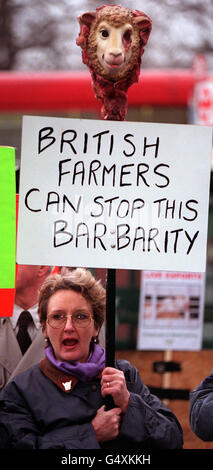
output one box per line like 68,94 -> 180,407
47,312 -> 93,329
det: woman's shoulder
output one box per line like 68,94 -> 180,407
115,359 -> 138,381
115,358 -> 131,370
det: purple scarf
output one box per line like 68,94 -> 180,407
45,343 -> 106,382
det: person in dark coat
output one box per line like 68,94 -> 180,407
190,373 -> 213,441
0,268 -> 183,449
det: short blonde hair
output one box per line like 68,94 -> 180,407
38,268 -> 106,332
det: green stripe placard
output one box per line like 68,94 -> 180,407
0,147 -> 16,288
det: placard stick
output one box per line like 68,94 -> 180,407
105,268 -> 116,408
105,268 -> 116,366
162,350 -> 172,405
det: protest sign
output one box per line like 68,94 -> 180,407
137,270 -> 205,350
16,116 -> 212,272
0,147 -> 16,316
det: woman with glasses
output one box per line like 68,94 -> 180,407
0,268 -> 183,449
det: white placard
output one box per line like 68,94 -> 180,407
16,116 -> 212,271
137,271 -> 205,350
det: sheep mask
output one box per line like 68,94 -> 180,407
76,5 -> 152,120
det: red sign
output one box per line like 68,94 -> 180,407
193,79 -> 213,125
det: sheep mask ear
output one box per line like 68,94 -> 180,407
134,13 -> 152,46
76,11 -> 96,49
78,11 -> 96,27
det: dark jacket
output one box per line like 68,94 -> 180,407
190,373 -> 213,441
0,358 -> 183,449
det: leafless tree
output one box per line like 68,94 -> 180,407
0,0 -> 213,71
0,0 -> 78,70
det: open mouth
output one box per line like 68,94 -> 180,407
62,338 -> 78,348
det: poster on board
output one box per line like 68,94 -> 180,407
137,270 -> 205,350
16,116 -> 212,272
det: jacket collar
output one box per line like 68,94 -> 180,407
40,357 -> 79,393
